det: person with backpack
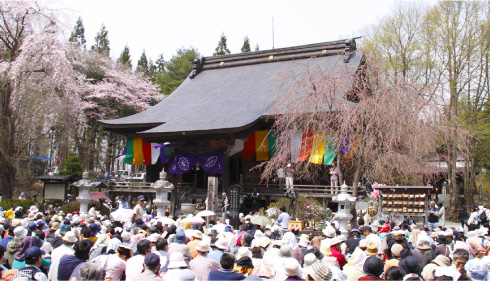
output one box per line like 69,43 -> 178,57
11,247 -> 47,281
467,205 -> 480,231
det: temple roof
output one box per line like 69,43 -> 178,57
99,38 -> 363,138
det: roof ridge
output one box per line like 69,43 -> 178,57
189,38 -> 358,77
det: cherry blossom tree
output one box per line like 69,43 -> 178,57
0,2 -> 162,198
259,55 -> 455,189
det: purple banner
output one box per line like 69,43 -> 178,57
169,150 -> 198,174
198,148 -> 226,174
340,138 -> 349,154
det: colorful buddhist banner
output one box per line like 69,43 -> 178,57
268,130 -> 278,157
243,132 -> 256,160
309,131 -> 326,164
132,137 -> 144,165
151,143 -> 160,164
142,139 -> 151,165
198,148 -> 226,174
169,150 -> 198,174
323,140 -> 336,165
255,130 -> 269,161
297,131 -> 314,162
290,131 -> 303,163
123,137 -> 134,164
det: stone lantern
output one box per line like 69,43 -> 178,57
152,168 -> 174,217
74,171 -> 96,214
332,181 -> 357,236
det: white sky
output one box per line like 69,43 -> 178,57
50,0 -> 396,62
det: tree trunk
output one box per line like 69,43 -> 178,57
350,164 -> 362,228
0,80 -> 17,199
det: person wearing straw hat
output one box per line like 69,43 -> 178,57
330,237 -> 346,269
421,254 -> 451,281
416,240 -> 434,268
189,241 -> 220,281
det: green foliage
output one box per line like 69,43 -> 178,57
254,44 -> 260,52
241,36 -> 251,53
91,24 -> 110,56
136,49 -> 150,75
266,194 -> 328,221
0,199 -> 36,212
154,47 -> 199,95
59,200 -> 110,215
69,17 -> 86,48
117,45 -> 132,68
59,154 -> 83,180
213,32 -> 231,56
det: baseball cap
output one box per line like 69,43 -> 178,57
144,253 -> 160,267
24,247 -> 45,259
138,195 -> 145,201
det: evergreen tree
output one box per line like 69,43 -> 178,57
69,16 -> 86,48
117,45 -> 132,68
255,44 -> 260,51
241,36 -> 251,53
154,54 -> 165,73
136,49 -> 149,75
155,47 -> 199,95
91,24 -> 110,56
59,154 -> 83,180
213,32 -> 231,56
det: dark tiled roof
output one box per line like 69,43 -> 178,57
99,39 -> 362,137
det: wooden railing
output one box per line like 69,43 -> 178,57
243,183 -> 356,198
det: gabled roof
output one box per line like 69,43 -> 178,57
99,38 -> 363,138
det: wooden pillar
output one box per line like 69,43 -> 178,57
222,149 -> 230,193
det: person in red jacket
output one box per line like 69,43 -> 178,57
329,237 -> 347,269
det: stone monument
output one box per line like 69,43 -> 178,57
333,181 -> 357,236
152,168 -> 174,217
74,171 -> 95,214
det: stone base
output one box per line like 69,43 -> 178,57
77,197 -> 91,214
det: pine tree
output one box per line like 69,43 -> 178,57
136,49 -> 149,75
213,32 -> 231,56
117,45 -> 132,68
154,54 -> 165,73
255,44 -> 260,51
91,24 -> 110,56
69,17 -> 86,48
241,36 -> 251,53
155,47 -> 199,95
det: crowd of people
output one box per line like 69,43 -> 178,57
0,196 -> 489,281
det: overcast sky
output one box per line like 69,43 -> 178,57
51,0 -> 397,62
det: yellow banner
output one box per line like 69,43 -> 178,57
309,131 -> 326,164
132,137 -> 144,165
255,130 -> 269,161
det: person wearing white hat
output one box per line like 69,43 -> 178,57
188,230 -> 203,259
189,241 -> 220,281
6,226 -> 27,267
163,252 -> 195,281
48,231 -> 77,281
208,237 -> 228,263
